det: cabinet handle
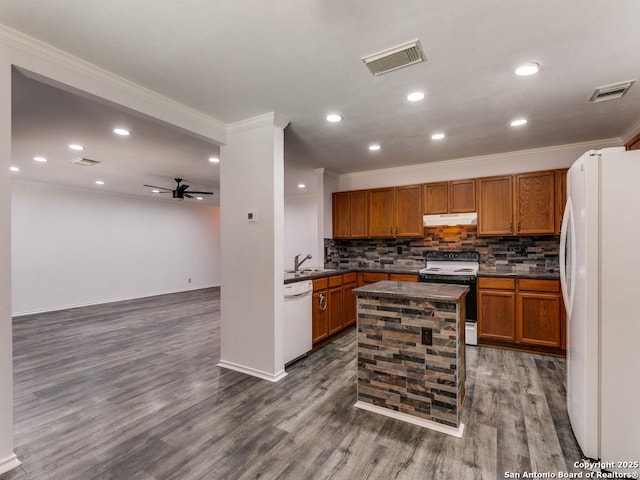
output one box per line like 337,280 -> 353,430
517,222 -> 521,232
509,222 -> 513,233
319,293 -> 327,311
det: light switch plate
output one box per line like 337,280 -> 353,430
247,210 -> 257,223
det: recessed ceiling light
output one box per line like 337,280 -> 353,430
196,197 -> 204,200
407,91 -> 425,102
326,114 -> 342,123
69,144 -> 84,151
151,189 -> 160,193
94,180 -> 104,185
368,144 -> 381,151
515,62 -> 540,76
10,166 -> 19,172
209,156 -> 220,163
33,156 -> 47,162
113,128 -> 130,136
298,183 -> 306,189
431,133 -> 446,140
510,118 -> 528,127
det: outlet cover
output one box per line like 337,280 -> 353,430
421,327 -> 433,346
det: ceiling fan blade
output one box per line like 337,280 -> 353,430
143,184 -> 173,191
184,193 -> 194,198
186,191 -> 214,195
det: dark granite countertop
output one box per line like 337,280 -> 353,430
353,280 -> 468,302
477,268 -> 559,280
284,265 -> 424,284
284,265 -> 559,283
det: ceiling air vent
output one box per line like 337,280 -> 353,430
362,40 -> 425,76
70,157 -> 100,166
589,81 -> 635,103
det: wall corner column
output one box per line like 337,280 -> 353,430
218,112 -> 290,382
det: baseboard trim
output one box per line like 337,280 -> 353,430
218,360 -> 287,383
354,401 -> 465,438
0,453 -> 21,475
12,285 -> 221,317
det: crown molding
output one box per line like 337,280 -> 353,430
340,138 -> 622,179
227,112 -> 290,133
0,24 -> 227,144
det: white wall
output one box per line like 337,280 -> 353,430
338,140 -> 621,191
284,194 -> 320,270
11,181 -> 220,315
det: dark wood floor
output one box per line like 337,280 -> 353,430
2,287 -> 585,480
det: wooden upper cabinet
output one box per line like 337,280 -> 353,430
395,185 -> 422,237
554,169 -> 568,234
350,190 -> 369,237
423,182 -> 448,214
477,176 -> 514,235
515,171 -> 555,235
332,190 -> 368,238
449,179 -> 476,213
332,192 -> 350,238
626,131 -> 640,151
368,187 -> 395,237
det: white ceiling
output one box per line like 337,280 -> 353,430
2,0 -> 640,200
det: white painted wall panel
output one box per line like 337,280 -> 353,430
284,195 -> 320,270
11,182 -> 220,315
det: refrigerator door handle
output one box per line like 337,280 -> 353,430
559,198 -> 576,319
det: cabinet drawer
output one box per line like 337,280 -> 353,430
363,272 -> 388,283
313,278 -> 328,292
328,275 -> 342,288
518,279 -> 560,293
478,277 -> 515,290
388,273 -> 418,282
342,272 -> 357,284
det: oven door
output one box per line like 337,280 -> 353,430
418,274 -> 477,322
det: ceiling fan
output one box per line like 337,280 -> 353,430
144,178 -> 213,199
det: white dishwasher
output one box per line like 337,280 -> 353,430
283,280 -> 313,365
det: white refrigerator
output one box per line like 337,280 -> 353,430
560,147 -> 640,472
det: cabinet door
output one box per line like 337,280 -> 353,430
423,182 -> 448,214
328,287 -> 343,335
478,289 -> 516,341
368,188 -> 395,237
517,292 -> 561,347
350,191 -> 369,237
332,192 -> 351,238
515,171 -> 555,235
449,179 -> 476,213
477,176 -> 514,235
312,291 -> 328,344
554,169 -> 568,234
362,272 -> 389,284
342,282 -> 357,327
395,185 -> 422,237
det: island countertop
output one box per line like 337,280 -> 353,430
353,280 -> 469,302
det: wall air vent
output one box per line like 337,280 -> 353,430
70,157 -> 100,166
362,40 -> 425,76
589,81 -> 635,103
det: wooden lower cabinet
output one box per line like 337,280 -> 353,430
342,272 -> 357,327
388,273 -> 418,282
312,273 -> 357,345
478,289 -> 516,341
312,278 -> 329,344
478,276 -> 564,354
328,275 -> 343,335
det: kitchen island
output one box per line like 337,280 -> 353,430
353,280 -> 469,437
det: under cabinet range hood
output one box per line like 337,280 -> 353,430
423,212 -> 478,227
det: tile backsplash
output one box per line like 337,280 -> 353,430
325,226 -> 560,273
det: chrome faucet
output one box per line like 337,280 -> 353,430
294,253 -> 312,272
